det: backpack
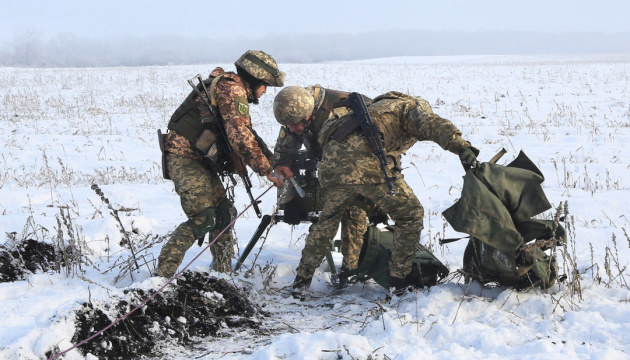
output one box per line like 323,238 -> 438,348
338,225 -> 449,289
443,151 -> 566,290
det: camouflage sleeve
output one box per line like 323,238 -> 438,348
404,101 -> 471,154
272,125 -> 304,167
214,79 -> 272,176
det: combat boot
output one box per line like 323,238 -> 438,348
290,275 -> 312,300
388,276 -> 411,296
337,265 -> 351,289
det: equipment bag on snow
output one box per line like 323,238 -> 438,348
338,225 -> 449,289
442,151 -> 566,290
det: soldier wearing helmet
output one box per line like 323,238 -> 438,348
272,85 -> 382,274
290,91 -> 479,298
155,50 -> 285,278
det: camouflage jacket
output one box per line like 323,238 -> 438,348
273,86 -> 368,167
165,67 -> 273,176
318,91 -> 472,185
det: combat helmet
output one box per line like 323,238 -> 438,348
235,50 -> 285,87
273,86 -> 315,126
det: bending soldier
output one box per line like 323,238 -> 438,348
273,85 -> 380,271
155,50 -> 285,278
290,91 -> 479,298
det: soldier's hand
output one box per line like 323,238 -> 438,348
267,171 -> 284,188
274,165 -> 293,179
368,207 -> 389,225
458,146 -> 480,170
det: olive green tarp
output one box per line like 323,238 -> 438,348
442,151 -> 566,289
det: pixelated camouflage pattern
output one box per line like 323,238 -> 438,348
306,85 -> 326,111
155,153 -> 234,277
340,198 -> 380,269
272,86 -> 379,271
296,178 -> 424,279
234,50 -> 285,87
340,205 -> 368,269
295,91 -> 475,281
212,68 -> 273,176
164,130 -> 199,160
213,69 -> 273,176
318,91 -> 471,186
163,67 -> 273,176
273,86 -> 354,167
273,86 -> 315,126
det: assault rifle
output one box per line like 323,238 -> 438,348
187,74 -> 262,218
332,92 -> 396,196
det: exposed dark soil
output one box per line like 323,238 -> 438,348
0,239 -> 59,282
64,271 -> 267,359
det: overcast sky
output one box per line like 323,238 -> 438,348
2,0 -> 630,41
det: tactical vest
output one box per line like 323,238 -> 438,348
167,75 -> 233,169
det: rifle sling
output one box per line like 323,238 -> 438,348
331,116 -> 361,142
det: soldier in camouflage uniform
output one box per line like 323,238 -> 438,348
154,50 -> 285,278
273,86 -> 380,271
290,91 -> 479,297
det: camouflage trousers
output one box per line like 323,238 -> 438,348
296,178 -> 424,280
155,153 -> 234,278
340,200 -> 376,270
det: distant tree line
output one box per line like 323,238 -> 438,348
2,29 -> 629,67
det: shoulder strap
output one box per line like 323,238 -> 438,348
209,74 -> 224,107
312,85 -> 322,110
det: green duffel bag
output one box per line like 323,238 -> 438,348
338,225 -> 449,289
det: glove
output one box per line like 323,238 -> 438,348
368,206 -> 389,225
282,197 -> 308,225
458,146 -> 480,170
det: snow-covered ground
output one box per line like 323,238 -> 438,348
1,54 -> 629,359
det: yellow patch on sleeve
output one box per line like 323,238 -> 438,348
234,96 -> 249,116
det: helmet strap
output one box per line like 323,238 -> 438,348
245,53 -> 281,77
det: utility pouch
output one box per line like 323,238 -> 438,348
195,118 -> 219,163
157,129 -> 170,180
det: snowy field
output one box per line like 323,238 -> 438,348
1,53 -> 629,359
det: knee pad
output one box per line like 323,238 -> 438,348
187,207 -> 216,240
215,201 -> 237,230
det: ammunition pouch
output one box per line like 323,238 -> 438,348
168,105 -> 222,158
